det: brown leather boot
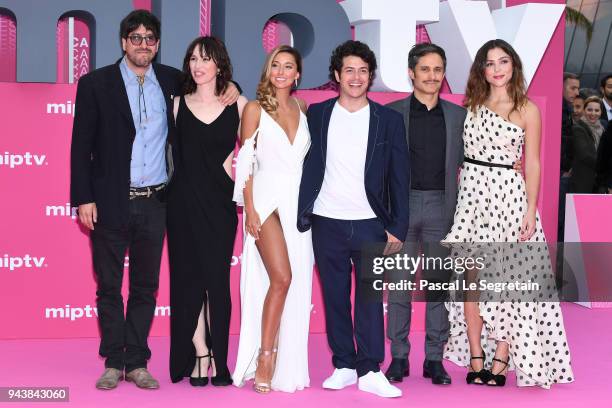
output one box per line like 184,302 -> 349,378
95,368 -> 123,390
125,368 -> 160,389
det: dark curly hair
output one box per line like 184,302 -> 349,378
329,40 -> 377,86
181,36 -> 232,96
119,9 -> 160,40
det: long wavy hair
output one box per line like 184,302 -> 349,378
464,39 -> 528,114
256,45 -> 302,116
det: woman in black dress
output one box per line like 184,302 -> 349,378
167,36 -> 247,386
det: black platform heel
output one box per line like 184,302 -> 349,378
487,356 -> 510,387
210,353 -> 233,386
189,354 -> 210,387
466,350 -> 492,385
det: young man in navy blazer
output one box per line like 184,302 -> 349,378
297,40 -> 410,398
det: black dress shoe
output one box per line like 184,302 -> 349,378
423,360 -> 452,385
385,358 -> 410,383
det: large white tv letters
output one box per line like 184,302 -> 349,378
342,0 -> 563,93
340,0 -> 439,92
426,0 -> 564,93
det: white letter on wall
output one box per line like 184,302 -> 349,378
340,0 -> 439,92
425,0 -> 563,93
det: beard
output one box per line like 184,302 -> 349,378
127,50 -> 153,68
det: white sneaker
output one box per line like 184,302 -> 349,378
358,371 -> 402,398
322,368 -> 358,390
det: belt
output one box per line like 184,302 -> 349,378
129,183 -> 166,199
464,157 -> 513,170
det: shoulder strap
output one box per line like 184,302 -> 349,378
232,128 -> 260,206
251,127 -> 259,148
172,95 -> 185,126
292,96 -> 301,110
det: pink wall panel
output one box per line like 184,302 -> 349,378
0,1 -> 568,339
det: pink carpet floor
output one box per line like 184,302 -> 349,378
0,303 -> 609,408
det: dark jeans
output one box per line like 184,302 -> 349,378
91,194 -> 166,372
312,215 -> 387,377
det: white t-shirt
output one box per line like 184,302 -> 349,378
313,102 -> 376,220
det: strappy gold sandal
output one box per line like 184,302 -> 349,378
253,348 -> 277,394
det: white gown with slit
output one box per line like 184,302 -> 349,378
231,105 -> 314,392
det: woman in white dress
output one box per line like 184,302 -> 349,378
442,39 -> 574,388
232,45 -> 314,393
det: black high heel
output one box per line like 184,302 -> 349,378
209,353 -> 232,386
466,350 -> 492,385
189,354 -> 210,387
487,356 -> 510,387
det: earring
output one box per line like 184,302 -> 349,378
217,69 -> 221,76
294,79 -> 298,88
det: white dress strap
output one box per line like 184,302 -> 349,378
232,128 -> 259,206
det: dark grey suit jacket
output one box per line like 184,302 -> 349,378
386,95 -> 467,231
569,120 -> 599,194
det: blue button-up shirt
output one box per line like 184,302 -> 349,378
119,57 -> 168,187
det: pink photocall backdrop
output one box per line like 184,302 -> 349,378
564,195 -> 612,308
0,0 -> 568,340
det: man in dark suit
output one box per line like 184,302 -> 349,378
383,43 -> 466,386
70,10 -> 237,390
298,40 -> 410,398
600,74 -> 612,126
559,73 -> 580,240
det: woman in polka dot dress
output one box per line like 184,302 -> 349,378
441,39 -> 574,389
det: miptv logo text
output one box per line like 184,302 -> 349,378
0,152 -> 47,168
46,204 -> 78,219
45,304 -> 171,321
46,101 -> 75,116
0,254 -> 47,271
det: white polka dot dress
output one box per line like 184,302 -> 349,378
441,105 -> 574,388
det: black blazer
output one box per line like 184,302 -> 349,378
386,95 -> 466,232
70,61 -> 181,227
297,98 -> 411,240
596,123 -> 612,191
600,100 -> 611,129
569,120 -> 600,194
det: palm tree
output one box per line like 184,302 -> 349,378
566,5 -> 594,42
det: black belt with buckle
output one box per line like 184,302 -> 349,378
129,183 -> 166,199
464,157 -> 513,170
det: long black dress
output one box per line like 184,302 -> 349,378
167,96 -> 239,382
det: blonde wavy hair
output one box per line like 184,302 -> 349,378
256,45 -> 302,116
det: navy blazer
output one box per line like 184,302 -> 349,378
297,97 -> 411,240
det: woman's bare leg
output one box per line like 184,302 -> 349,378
253,211 -> 292,390
464,268 -> 485,382
191,301 -> 211,377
